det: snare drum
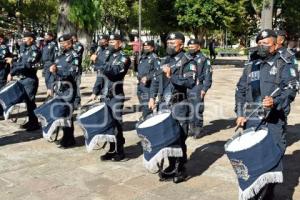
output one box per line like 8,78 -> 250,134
136,110 -> 183,173
225,127 -> 283,200
0,81 -> 26,120
34,97 -> 72,141
77,103 -> 116,152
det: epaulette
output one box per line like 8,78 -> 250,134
280,48 -> 295,64
71,50 -> 79,58
31,45 -> 38,51
184,53 -> 193,61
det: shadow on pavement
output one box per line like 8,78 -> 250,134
186,140 -> 226,179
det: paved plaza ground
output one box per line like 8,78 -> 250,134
0,66 -> 299,200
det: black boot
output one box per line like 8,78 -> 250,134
111,143 -> 125,162
173,168 -> 187,184
159,158 -> 176,181
59,126 -> 75,148
188,123 -> 195,137
20,120 -> 40,131
100,142 -> 116,161
193,127 -> 205,139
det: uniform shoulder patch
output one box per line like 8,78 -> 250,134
31,45 -> 38,51
120,56 -> 128,63
189,63 -> 197,71
72,50 -> 79,58
184,53 -> 193,60
290,68 -> 297,77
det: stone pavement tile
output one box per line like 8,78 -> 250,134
123,173 -> 166,191
148,183 -> 218,200
105,184 -> 144,200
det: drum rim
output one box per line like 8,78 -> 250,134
136,109 -> 172,129
0,80 -> 19,94
78,102 -> 106,119
224,127 -> 268,151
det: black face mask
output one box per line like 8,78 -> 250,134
188,49 -> 198,55
257,45 -> 271,58
143,49 -> 151,55
166,46 -> 177,56
99,42 -> 107,49
108,45 -> 117,53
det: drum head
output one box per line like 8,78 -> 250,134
138,111 -> 171,129
225,128 -> 268,152
79,103 -> 105,119
0,81 -> 17,94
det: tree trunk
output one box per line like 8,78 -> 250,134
57,0 -> 92,62
261,0 -> 274,29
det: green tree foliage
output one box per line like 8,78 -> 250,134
68,0 -> 101,32
98,0 -> 130,33
175,0 -> 242,39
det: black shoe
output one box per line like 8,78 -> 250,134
100,152 -> 115,161
193,127 -> 205,139
20,121 -> 31,129
159,166 -> 176,181
111,152 -> 125,162
59,138 -> 76,148
159,171 -> 175,182
173,171 -> 187,184
26,123 -> 41,131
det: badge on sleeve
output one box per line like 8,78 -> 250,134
190,64 -> 196,71
121,56 -> 127,63
74,59 -> 79,65
290,68 -> 296,77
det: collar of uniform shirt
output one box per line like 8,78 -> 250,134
174,51 -> 185,61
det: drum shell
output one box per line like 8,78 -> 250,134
225,128 -> 282,177
34,97 -> 72,126
0,81 -> 26,111
78,103 -> 116,144
136,112 -> 182,159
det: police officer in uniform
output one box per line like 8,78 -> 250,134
49,34 -> 79,148
41,32 -> 58,98
187,39 -> 212,139
148,32 -> 197,183
98,34 -> 131,161
89,35 -> 110,100
137,40 -> 160,119
6,32 -> 41,131
71,33 -> 84,108
0,33 -> 10,89
276,30 -> 299,73
235,29 -> 299,199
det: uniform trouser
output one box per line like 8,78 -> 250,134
44,69 -> 55,90
62,117 -> 75,141
19,77 -> 39,123
0,81 -> 6,115
137,84 -> 152,118
74,74 -> 81,106
160,101 -> 189,171
106,95 -> 125,152
58,86 -> 76,141
188,86 -> 204,129
93,75 -> 104,95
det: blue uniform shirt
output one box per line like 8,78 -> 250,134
137,52 -> 160,87
150,51 -> 197,103
11,43 -> 41,78
191,52 -> 212,92
41,40 -> 58,69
